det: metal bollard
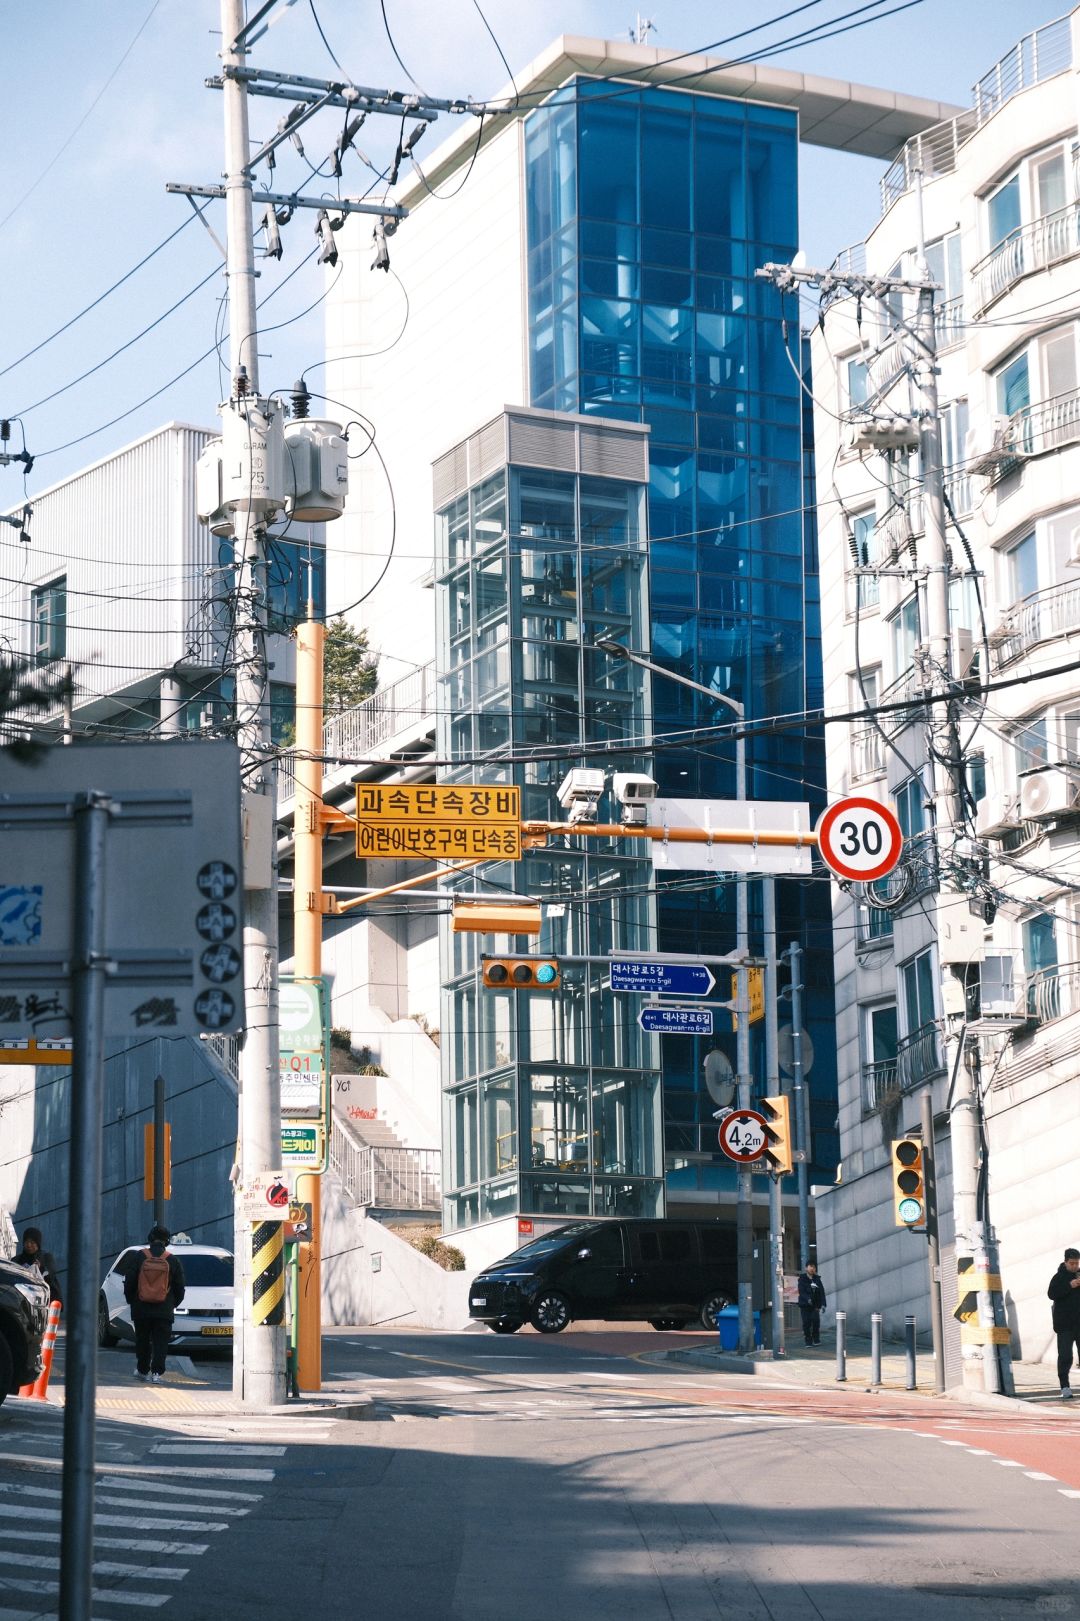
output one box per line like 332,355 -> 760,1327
835,1309 -> 846,1382
870,1312 -> 882,1387
905,1312 -> 917,1391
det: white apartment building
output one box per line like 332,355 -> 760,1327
813,10 -> 1080,1367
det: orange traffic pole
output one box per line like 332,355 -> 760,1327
20,1300 -> 61,1400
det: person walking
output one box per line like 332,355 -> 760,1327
13,1227 -> 62,1305
798,1262 -> 827,1347
122,1225 -> 185,1383
1048,1246 -> 1080,1400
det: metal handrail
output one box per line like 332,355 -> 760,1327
897,1022 -> 943,1087
851,726 -> 886,780
1025,962 -> 1080,1026
992,578 -> 1080,668
328,1121 -> 441,1209
277,661 -> 435,804
863,1057 -> 899,1112
1007,388 -> 1080,463
880,16 -> 1071,216
972,202 -> 1080,315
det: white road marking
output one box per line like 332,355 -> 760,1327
107,1465 -> 274,1482
1059,1489 -> 1080,1499
412,1378 -> 476,1393
1024,1471 -> 1058,1481
0,1578 -> 169,1607
0,1481 -> 250,1520
965,1448 -> 993,1455
0,1503 -> 229,1534
150,1443 -> 285,1457
0,1550 -> 187,1581
995,1460 -> 1024,1467
99,1476 -> 263,1503
0,1528 -> 208,1555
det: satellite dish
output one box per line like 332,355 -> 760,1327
703,1049 -> 736,1108
778,1024 -> 815,1078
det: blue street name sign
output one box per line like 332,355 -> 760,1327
638,1005 -> 714,1036
610,959 -> 716,996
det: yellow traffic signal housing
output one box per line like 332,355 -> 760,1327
891,1137 -> 926,1228
482,957 -> 561,991
761,1094 -> 792,1174
453,901 -> 542,935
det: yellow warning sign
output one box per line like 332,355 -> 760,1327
730,967 -> 765,1029
354,784 -> 521,861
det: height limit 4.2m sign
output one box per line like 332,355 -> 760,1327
815,796 -> 903,884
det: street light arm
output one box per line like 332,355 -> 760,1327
594,638 -> 745,721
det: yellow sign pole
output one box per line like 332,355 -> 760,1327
294,606 -> 324,1392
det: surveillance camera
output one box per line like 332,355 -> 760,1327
612,773 -> 657,805
556,767 -> 606,825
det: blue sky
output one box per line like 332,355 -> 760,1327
0,0 -> 1068,498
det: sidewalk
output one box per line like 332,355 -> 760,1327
660,1331 -> 1080,1415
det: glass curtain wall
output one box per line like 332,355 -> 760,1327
436,456 -> 664,1232
524,79 -> 838,1188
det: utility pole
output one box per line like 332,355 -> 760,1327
757,254 -> 1014,1395
763,878 -> 785,1357
221,0 -> 286,1407
784,941 -> 811,1270
293,588 -> 325,1390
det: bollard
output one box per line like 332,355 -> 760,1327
835,1309 -> 846,1382
870,1312 -> 882,1387
905,1312 -> 917,1391
19,1300 -> 61,1400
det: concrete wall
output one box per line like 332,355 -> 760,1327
321,1171 -> 472,1330
0,1037 -> 236,1296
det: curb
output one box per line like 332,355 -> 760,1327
941,1386 -> 1080,1420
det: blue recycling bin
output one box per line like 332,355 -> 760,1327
718,1307 -> 762,1351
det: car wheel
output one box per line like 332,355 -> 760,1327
489,1320 -> 522,1335
0,1330 -> 13,1402
530,1291 -> 571,1334
97,1295 -> 119,1349
649,1318 -> 689,1331
700,1292 -> 732,1331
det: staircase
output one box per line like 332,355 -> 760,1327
330,1112 -> 441,1213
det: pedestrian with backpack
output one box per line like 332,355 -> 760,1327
122,1225 -> 185,1382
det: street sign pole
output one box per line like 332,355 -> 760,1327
58,793 -> 111,1621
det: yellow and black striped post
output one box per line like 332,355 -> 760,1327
251,1222 -> 285,1326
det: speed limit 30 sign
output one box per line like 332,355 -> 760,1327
816,796 -> 903,883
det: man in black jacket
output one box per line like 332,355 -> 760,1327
798,1263 -> 827,1346
13,1227 -> 62,1304
1048,1247 -> 1080,1400
122,1226 -> 186,1383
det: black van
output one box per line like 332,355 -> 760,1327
468,1219 -> 736,1334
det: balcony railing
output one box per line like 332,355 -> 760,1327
898,1022 -> 944,1087
862,1057 -> 899,1113
1008,388 -> 1080,463
973,203 -> 1080,315
1025,962 -> 1080,1026
935,297 -> 965,352
329,1122 -> 441,1210
277,661 -> 435,804
851,725 -> 886,780
880,15 -> 1071,217
900,829 -> 940,902
992,579 -> 1080,668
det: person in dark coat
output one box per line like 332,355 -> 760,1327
122,1225 -> 185,1382
797,1263 -> 827,1346
13,1227 -> 62,1304
1048,1247 -> 1080,1399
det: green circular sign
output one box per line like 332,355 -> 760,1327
898,1196 -> 923,1224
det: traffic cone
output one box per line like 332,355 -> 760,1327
19,1300 -> 61,1400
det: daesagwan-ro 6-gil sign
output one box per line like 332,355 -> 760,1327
815,796 -> 904,884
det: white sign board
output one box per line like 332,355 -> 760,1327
650,799 -> 812,875
279,977 -> 325,1115
0,740 -> 245,1038
239,1171 -> 291,1224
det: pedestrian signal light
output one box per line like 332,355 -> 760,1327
761,1094 -> 792,1175
482,957 -> 561,990
891,1137 -> 926,1228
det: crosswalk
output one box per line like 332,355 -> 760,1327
0,1400 -> 338,1620
373,1373 -> 811,1425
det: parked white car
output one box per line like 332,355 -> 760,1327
98,1237 -> 234,1351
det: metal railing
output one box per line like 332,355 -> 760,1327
1009,388 -> 1080,462
329,1121 -> 441,1209
992,579 -> 1080,667
1025,962 -> 1080,1026
277,661 -> 435,803
898,1022 -> 944,1087
935,297 -> 965,351
880,16 -> 1071,216
973,202 -> 1080,314
863,1057 -> 899,1113
900,829 -> 940,902
851,726 -> 886,780
201,1033 -> 239,1085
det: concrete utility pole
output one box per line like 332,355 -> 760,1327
756,254 -> 1014,1395
784,942 -> 811,1271
221,0 -> 286,1407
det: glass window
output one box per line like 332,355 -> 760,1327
1042,329 -> 1077,401
925,231 -> 963,303
1034,150 -> 1067,219
1022,912 -> 1057,976
867,1003 -> 898,1063
265,536 -> 326,634
894,775 -> 927,839
584,1223 -> 625,1264
1014,714 -> 1049,774
32,576 -> 66,665
579,103 -> 638,222
847,357 -> 869,408
987,173 -> 1021,250
1006,531 -> 1038,602
890,596 -> 920,677
996,352 -> 1030,417
851,509 -> 879,608
902,950 -> 936,1034
641,108 -> 691,232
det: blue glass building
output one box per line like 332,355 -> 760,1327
523,81 -> 838,1196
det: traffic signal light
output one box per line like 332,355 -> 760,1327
891,1137 -> 926,1228
761,1094 -> 792,1174
482,957 -> 561,990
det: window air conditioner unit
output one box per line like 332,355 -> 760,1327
1019,767 -> 1079,820
964,415 -> 1014,476
975,790 -> 1018,839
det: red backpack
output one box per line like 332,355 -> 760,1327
137,1249 -> 171,1304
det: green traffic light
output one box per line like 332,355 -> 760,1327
535,962 -> 557,985
898,1196 -> 923,1224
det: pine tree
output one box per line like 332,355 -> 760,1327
323,616 -> 378,714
